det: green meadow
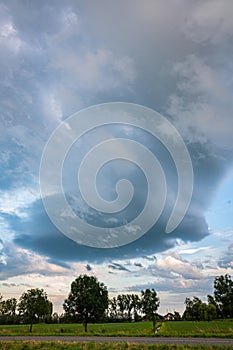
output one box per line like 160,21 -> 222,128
0,320 -> 232,337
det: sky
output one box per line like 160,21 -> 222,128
0,0 -> 233,315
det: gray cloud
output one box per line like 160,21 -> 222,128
0,241 -> 69,281
0,0 -> 232,286
218,243 -> 233,269
127,276 -> 214,295
108,263 -> 130,272
85,264 -> 92,271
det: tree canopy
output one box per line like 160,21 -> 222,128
140,288 -> 160,331
214,274 -> 233,318
63,274 -> 108,332
18,288 -> 52,332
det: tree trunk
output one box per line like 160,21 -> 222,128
152,318 -> 156,332
29,322 -> 33,333
84,321 -> 87,332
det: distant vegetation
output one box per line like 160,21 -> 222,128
0,274 -> 232,334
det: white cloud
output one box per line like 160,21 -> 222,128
51,49 -> 136,93
156,254 -> 203,280
0,187 -> 38,217
184,0 -> 233,44
179,246 -> 212,255
0,242 -> 69,280
167,55 -> 233,149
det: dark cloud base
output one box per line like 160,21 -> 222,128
11,196 -> 209,266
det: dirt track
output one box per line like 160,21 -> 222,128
0,336 -> 232,346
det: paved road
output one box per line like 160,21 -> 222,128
0,336 -> 232,346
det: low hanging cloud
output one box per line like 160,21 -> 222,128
0,242 -> 69,281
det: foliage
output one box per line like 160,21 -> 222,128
63,274 -> 108,332
108,294 -> 141,322
0,297 -> 19,324
174,311 -> 182,321
140,288 -> 160,331
183,297 -> 217,321
214,274 -> 233,318
18,289 -> 52,332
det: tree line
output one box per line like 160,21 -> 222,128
183,274 -> 233,321
0,274 -> 232,332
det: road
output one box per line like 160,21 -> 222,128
0,336 -> 232,346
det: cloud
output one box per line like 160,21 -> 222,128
0,1 -> 232,309
134,262 -> 143,268
51,49 -> 136,92
184,0 -> 233,44
179,247 -> 212,255
8,193 -> 210,268
85,264 -> 92,271
0,241 -> 69,280
108,263 -> 130,272
218,243 -> 233,269
127,277 -> 213,295
167,55 -> 233,150
156,254 -> 203,280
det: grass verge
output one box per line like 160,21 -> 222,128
0,342 -> 232,350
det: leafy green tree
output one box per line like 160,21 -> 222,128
207,303 -> 217,321
117,294 -> 126,320
183,297 -> 193,320
63,274 -> 108,332
192,296 -> 203,321
0,297 -> 18,324
116,294 -> 135,321
214,274 -> 233,318
207,295 -> 219,319
108,297 -> 118,321
183,297 -> 211,321
18,289 -> 52,332
0,298 -> 17,316
174,311 -> 181,321
140,288 -> 160,331
131,294 -> 141,321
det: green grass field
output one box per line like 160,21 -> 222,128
0,342 -> 231,350
0,322 -> 152,336
159,320 -> 233,337
0,320 -> 232,337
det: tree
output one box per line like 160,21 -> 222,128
0,297 -> 18,325
0,298 -> 17,316
108,297 -> 118,321
183,296 -> 211,321
18,289 -> 52,332
131,294 -> 141,321
63,274 -> 108,332
207,303 -> 217,321
214,274 -> 233,318
117,294 -> 126,320
140,288 -> 160,331
174,311 -> 181,321
207,295 -> 219,319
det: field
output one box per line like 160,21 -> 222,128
159,320 -> 233,337
0,322 -> 151,336
0,342 -> 232,350
0,320 -> 232,337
